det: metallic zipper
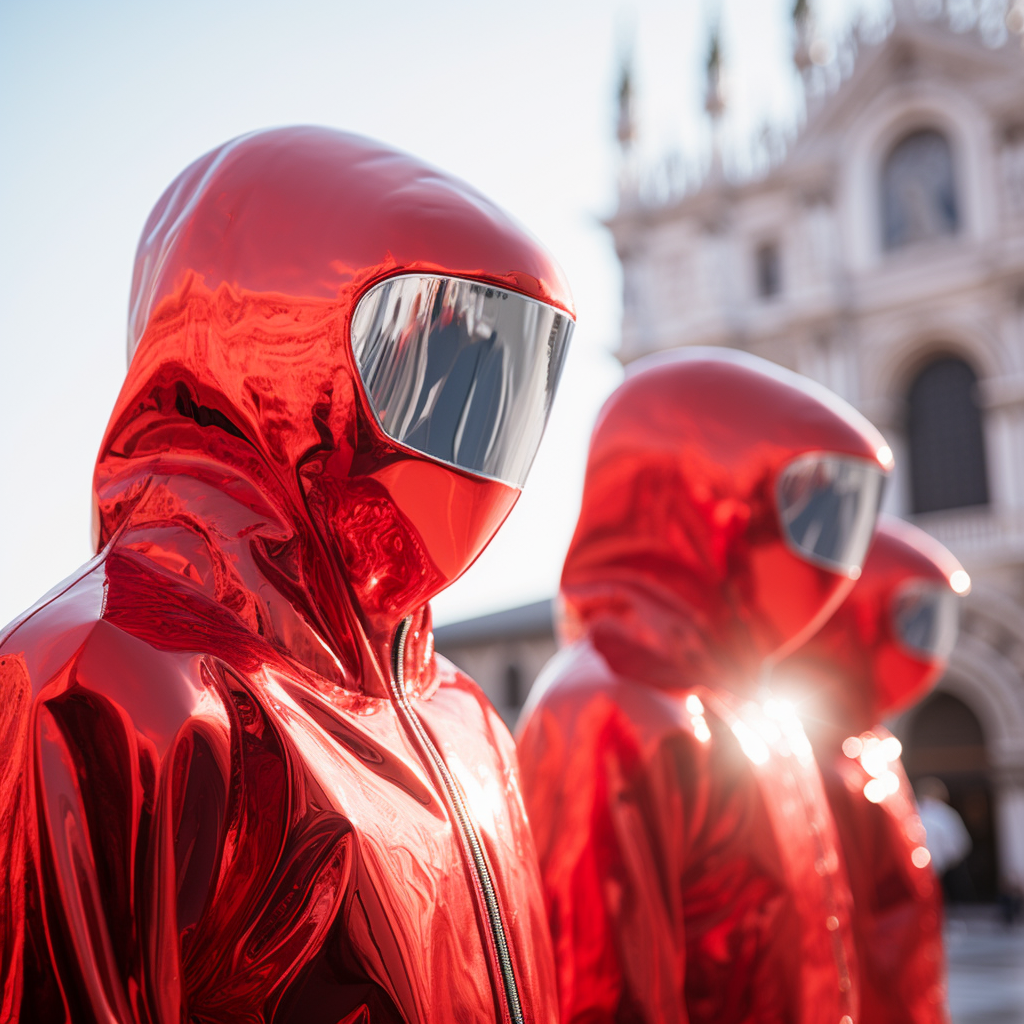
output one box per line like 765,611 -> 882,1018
391,617 -> 524,1024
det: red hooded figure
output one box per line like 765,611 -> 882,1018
515,349 -> 893,1024
0,127 -> 575,1024
773,515 -> 969,1024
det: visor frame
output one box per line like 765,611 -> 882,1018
349,271 -> 574,489
775,451 -> 887,579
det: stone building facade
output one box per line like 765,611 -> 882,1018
437,2 -> 1024,899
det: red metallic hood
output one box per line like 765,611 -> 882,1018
776,514 -> 966,739
94,127 -> 573,692
559,349 -> 891,692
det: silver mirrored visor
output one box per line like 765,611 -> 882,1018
892,581 -> 959,660
351,274 -> 573,488
776,453 -> 886,576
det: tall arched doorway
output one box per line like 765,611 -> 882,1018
903,691 -> 998,900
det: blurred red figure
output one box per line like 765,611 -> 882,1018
774,515 -> 969,1024
516,350 -> 893,1024
0,128 -> 575,1023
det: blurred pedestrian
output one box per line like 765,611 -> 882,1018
918,777 -> 974,902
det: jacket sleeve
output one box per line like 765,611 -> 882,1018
0,642 -> 191,1023
0,653 -> 31,1023
517,692 -> 690,1024
1,626 -> 354,1024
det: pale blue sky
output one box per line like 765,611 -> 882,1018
0,0 -> 885,628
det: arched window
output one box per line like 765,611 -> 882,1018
882,129 -> 959,250
907,356 -> 989,514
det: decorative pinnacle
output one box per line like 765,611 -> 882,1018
793,0 -> 814,72
705,28 -> 725,119
616,57 -> 635,150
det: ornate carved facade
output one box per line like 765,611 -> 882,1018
606,3 -> 1024,899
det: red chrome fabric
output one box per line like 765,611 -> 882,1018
0,127 -> 572,1023
775,516 -> 965,1024
777,514 -> 964,728
516,352 -> 890,1024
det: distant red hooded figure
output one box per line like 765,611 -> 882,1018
0,127 -> 575,1023
773,515 -> 969,1024
515,348 -> 893,1024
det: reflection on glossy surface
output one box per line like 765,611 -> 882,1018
892,582 -> 961,661
775,516 -> 967,1024
516,350 -> 889,1024
352,274 -> 573,487
777,454 -> 886,577
0,127 -> 573,1023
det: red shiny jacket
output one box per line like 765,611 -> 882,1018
516,351 -> 891,1024
775,515 -> 967,1024
0,128 -> 573,1024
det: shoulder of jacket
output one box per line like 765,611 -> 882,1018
0,554 -> 212,714
533,640 -> 618,702
432,651 -> 467,687
0,556 -> 114,693
430,652 -> 495,705
0,553 -> 109,651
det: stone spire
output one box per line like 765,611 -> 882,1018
616,54 -> 636,154
615,48 -> 638,196
704,27 -> 725,120
793,0 -> 814,75
704,26 -> 726,181
792,0 -> 834,102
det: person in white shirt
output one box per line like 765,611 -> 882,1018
917,776 -> 973,899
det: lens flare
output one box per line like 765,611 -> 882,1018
880,736 -> 903,761
842,735 -> 864,759
731,720 -> 770,765
863,778 -> 888,803
950,569 -> 971,595
860,737 -> 888,779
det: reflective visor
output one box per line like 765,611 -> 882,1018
892,581 -> 959,661
350,274 -> 573,487
776,454 -> 886,576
